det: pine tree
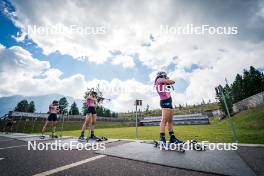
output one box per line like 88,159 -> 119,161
105,109 -> 111,117
69,102 -> 79,115
58,97 -> 68,114
215,84 -> 233,116
231,74 -> 244,102
14,100 -> 29,112
28,101 -> 36,113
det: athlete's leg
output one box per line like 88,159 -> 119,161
42,120 -> 49,135
167,109 -> 174,132
160,108 -> 171,132
52,120 -> 57,136
90,114 -> 97,137
80,115 -> 91,137
160,108 -> 170,142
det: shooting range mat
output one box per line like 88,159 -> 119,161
96,142 -> 256,176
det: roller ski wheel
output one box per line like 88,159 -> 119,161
40,135 -> 45,139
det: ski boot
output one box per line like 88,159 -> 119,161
169,135 -> 185,152
170,135 -> 184,144
51,134 -> 58,138
87,134 -> 98,142
78,135 -> 85,142
156,135 -> 166,148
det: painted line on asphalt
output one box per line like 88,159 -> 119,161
238,143 -> 264,147
33,155 -> 106,176
0,144 -> 27,150
0,158 -> 4,161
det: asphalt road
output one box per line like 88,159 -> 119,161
0,135 -> 263,176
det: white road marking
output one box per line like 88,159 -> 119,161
0,158 -> 4,161
0,144 -> 27,150
238,143 -> 264,147
33,155 -> 106,176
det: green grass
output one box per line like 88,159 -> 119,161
63,107 -> 264,144
118,102 -> 219,117
2,107 -> 263,144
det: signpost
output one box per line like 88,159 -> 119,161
135,100 -> 142,141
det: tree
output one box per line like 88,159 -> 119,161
69,102 -> 79,115
111,112 -> 118,118
231,74 -> 244,102
215,84 -> 233,116
28,101 -> 36,113
105,109 -> 111,117
58,97 -> 68,114
179,104 -> 182,110
248,66 -> 263,95
96,106 -> 104,116
231,66 -> 264,102
14,100 -> 29,112
145,104 -> 149,112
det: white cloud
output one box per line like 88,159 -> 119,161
111,55 -> 135,68
0,44 -> 88,99
0,44 -> 160,112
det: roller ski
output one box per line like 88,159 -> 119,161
86,135 -> 108,142
50,134 -> 58,138
154,135 -> 185,153
153,140 -> 185,153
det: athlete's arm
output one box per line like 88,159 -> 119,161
162,79 -> 175,85
54,105 -> 59,113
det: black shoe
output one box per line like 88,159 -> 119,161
160,135 -> 166,144
51,134 -> 58,138
170,135 -> 183,144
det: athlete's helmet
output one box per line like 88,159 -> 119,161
156,71 -> 167,78
91,91 -> 97,96
52,100 -> 59,105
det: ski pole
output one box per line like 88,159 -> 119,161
31,117 -> 36,134
17,115 -> 23,133
60,114 -> 65,138
22,118 -> 28,133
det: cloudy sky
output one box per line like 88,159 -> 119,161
0,0 -> 263,112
